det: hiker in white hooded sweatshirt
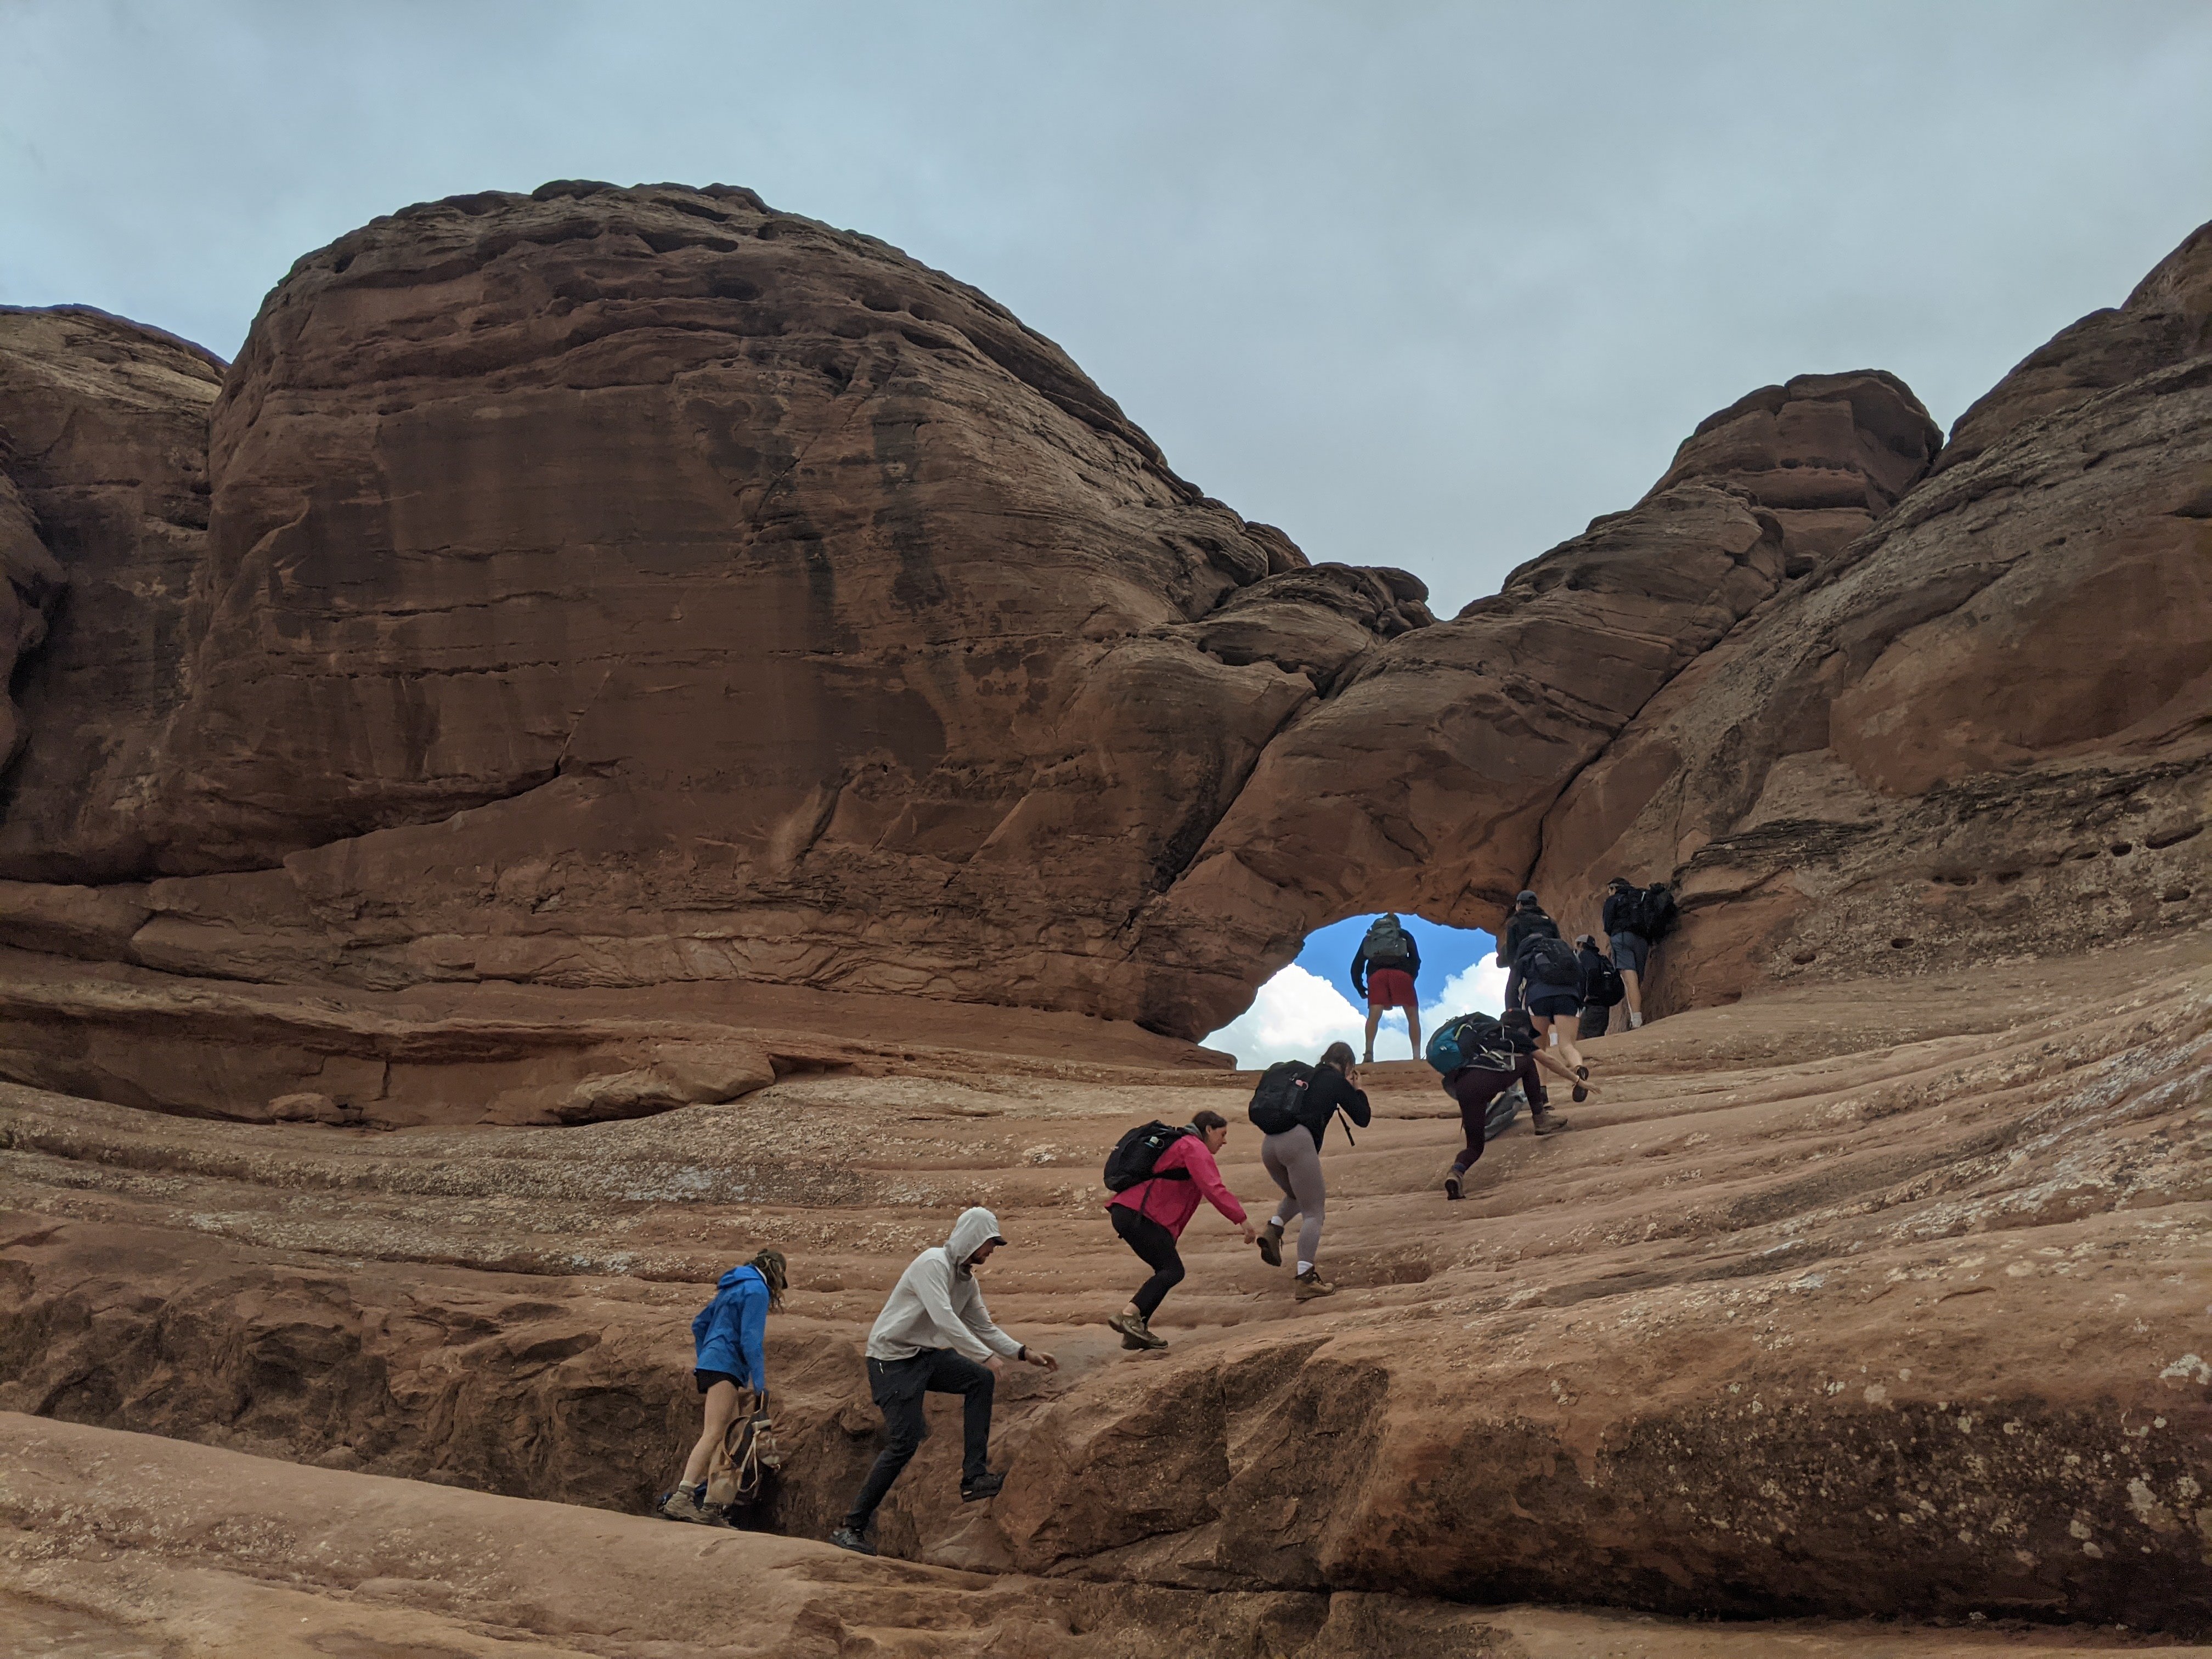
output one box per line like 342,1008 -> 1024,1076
828,1206 -> 1057,1555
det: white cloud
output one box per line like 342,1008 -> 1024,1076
1202,956 -> 1512,1067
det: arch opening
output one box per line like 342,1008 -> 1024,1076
1200,913 -> 1502,1067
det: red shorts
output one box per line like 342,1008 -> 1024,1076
1366,967 -> 1417,1008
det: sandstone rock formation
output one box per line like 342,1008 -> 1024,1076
4,939 -> 2206,1632
0,184 -> 1429,1046
1528,222 -> 2212,1010
0,307 -> 221,879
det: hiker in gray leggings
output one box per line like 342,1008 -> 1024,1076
1255,1041 -> 1371,1300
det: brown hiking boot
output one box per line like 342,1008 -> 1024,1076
658,1485 -> 715,1525
1256,1219 -> 1283,1268
1108,1311 -> 1167,1350
1293,1267 -> 1336,1301
1532,1107 -> 1570,1136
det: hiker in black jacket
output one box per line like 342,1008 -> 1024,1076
1441,1009 -> 1588,1198
1602,877 -> 1674,1029
1496,891 -> 1559,1012
1350,914 -> 1423,1064
1575,935 -> 1623,1040
1255,1041 -> 1371,1301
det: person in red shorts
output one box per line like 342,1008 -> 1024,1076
1351,913 -> 1423,1064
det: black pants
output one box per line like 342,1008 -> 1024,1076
1111,1204 -> 1186,1319
1577,1003 -> 1613,1041
1502,963 -> 1525,1012
842,1348 -> 994,1530
1447,1058 -> 1544,1173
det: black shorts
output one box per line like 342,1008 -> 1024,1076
1528,991 -> 1579,1019
695,1368 -> 746,1395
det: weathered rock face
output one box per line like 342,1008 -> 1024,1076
1529,223 -> 2212,1008
0,308 -> 221,881
5,944 -> 2207,1629
1134,372 -> 1943,1030
0,184 -> 1434,1031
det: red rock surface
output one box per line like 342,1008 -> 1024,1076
4,941 -> 2206,1633
0,307 -> 221,881
1530,221 -> 2212,1011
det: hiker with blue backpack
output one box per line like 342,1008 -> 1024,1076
1351,913 -> 1423,1064
1426,1007 -> 1589,1198
1247,1041 -> 1371,1300
658,1248 -> 788,1525
1101,1109 -> 1253,1351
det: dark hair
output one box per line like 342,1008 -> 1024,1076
1607,876 -> 1631,890
1319,1041 -> 1357,1071
1499,1008 -> 1537,1051
1192,1108 -> 1228,1135
751,1249 -> 788,1311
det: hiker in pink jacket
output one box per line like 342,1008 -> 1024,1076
1104,1109 -> 1254,1351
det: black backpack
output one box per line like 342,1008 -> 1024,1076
1247,1061 -> 1313,1135
1641,884 -> 1678,940
1519,933 -> 1578,983
1584,957 -> 1625,1007
1103,1121 -> 1193,1193
1428,1012 -> 1517,1075
1361,915 -> 1413,967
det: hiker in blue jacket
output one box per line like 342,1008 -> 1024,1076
659,1249 -> 788,1523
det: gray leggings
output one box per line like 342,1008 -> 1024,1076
1260,1127 -> 1328,1267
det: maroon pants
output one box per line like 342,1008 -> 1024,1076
1446,1056 -> 1544,1173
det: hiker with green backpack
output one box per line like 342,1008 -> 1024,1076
1426,1007 -> 1589,1198
1351,913 -> 1423,1064
1248,1041 -> 1371,1300
1100,1109 -> 1254,1350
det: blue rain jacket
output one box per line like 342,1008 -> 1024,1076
691,1263 -> 770,1390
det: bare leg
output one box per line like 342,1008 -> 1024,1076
679,1379 -> 744,1488
1362,1004 -> 1382,1062
1620,968 -> 1643,1018
1535,1014 -> 1585,1073
1404,1002 -> 1422,1059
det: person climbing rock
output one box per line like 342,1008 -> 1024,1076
828,1206 -> 1057,1556
1517,924 -> 1592,1081
1497,891 -> 1560,1013
1575,934 -> 1624,1040
659,1248 -> 786,1525
1603,876 -> 1676,1028
1440,1009 -> 1588,1199
1254,1041 -> 1370,1300
1103,1109 -> 1254,1351
1351,913 -> 1423,1063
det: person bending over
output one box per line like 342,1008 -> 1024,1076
1105,1108 -> 1254,1351
1441,1009 -> 1587,1199
661,1248 -> 787,1524
1255,1041 -> 1371,1301
829,1206 -> 1057,1556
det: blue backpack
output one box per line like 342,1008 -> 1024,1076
1426,1012 -> 1511,1075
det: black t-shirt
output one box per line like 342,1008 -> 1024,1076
1292,1066 -> 1372,1150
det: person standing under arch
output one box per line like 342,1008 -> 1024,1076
1351,913 -> 1422,1064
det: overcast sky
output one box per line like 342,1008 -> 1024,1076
7,2 -> 2210,613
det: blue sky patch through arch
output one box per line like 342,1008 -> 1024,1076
1201,913 -> 1502,1067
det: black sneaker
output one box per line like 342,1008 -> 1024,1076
828,1525 -> 876,1555
960,1471 -> 1006,1503
1443,1172 -> 1463,1200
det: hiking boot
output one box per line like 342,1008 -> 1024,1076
658,1485 -> 713,1525
1108,1311 -> 1167,1351
1443,1172 -> 1464,1201
1293,1268 -> 1336,1301
1532,1108 -> 1570,1136
1256,1220 -> 1284,1268
828,1525 -> 877,1555
961,1471 -> 1006,1503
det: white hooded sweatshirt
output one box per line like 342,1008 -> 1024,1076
864,1206 -> 1024,1365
